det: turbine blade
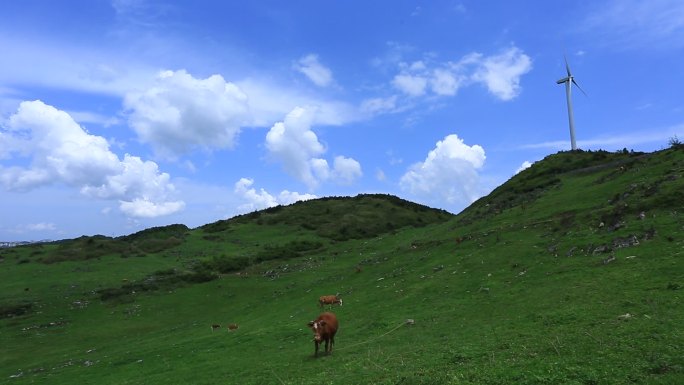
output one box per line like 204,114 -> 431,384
572,78 -> 588,96
564,55 -> 571,76
557,77 -> 569,84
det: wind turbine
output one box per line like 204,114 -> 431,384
557,56 -> 586,150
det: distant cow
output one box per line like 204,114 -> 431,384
319,294 -> 342,308
227,323 -> 239,331
211,324 -> 221,331
307,312 -> 339,356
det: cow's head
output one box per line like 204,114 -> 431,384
307,320 -> 327,342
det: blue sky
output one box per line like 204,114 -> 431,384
1,0 -> 683,241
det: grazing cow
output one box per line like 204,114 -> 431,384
211,324 -> 221,331
307,312 -> 339,356
227,323 -> 239,331
319,294 -> 342,308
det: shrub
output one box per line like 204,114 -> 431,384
0,302 -> 33,318
211,256 -> 251,273
253,240 -> 323,263
180,271 -> 218,283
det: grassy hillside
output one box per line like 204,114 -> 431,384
1,149 -> 682,384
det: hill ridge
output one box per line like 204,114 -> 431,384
1,147 -> 683,384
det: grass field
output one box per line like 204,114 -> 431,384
1,148 -> 682,384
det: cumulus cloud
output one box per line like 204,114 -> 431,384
471,47 -> 532,100
124,69 -> 249,158
390,46 -> 532,100
331,156 -> 363,185
295,54 -> 334,87
515,160 -> 533,174
265,107 -> 323,188
0,100 -> 184,218
400,134 -> 486,209
265,107 -> 362,189
80,154 -> 185,217
234,178 -> 316,213
234,177 -> 278,212
277,190 -> 318,205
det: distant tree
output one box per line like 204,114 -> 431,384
668,135 -> 682,149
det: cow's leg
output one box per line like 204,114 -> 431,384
329,336 -> 335,353
314,341 -> 319,357
324,338 -> 329,354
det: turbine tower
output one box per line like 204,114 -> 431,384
557,56 -> 586,150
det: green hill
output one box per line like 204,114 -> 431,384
1,148 -> 682,384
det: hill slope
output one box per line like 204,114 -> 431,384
1,148 -> 682,384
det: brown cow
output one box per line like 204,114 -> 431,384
307,312 -> 339,356
227,323 -> 239,331
319,294 -> 342,308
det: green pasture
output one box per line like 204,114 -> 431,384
1,148 -> 682,384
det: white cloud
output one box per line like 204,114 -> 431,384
392,73 -> 428,96
265,107 -> 324,188
331,156 -> 363,185
400,134 -> 486,208
119,198 -> 185,218
26,222 -> 56,231
360,96 -> 399,115
265,107 -> 362,189
124,69 -> 250,158
233,177 -> 316,213
234,177 -> 278,212
310,158 -> 330,181
390,46 -> 532,101
430,68 -> 462,96
471,47 -> 532,100
515,161 -> 533,174
80,154 -> 184,218
295,54 -> 334,87
68,110 -> 121,127
278,190 -> 317,205
0,100 -> 184,218
3,101 -> 121,190
233,78 -> 359,128
2,220 -> 62,238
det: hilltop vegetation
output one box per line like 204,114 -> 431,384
201,193 -> 452,240
1,148 -> 682,384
